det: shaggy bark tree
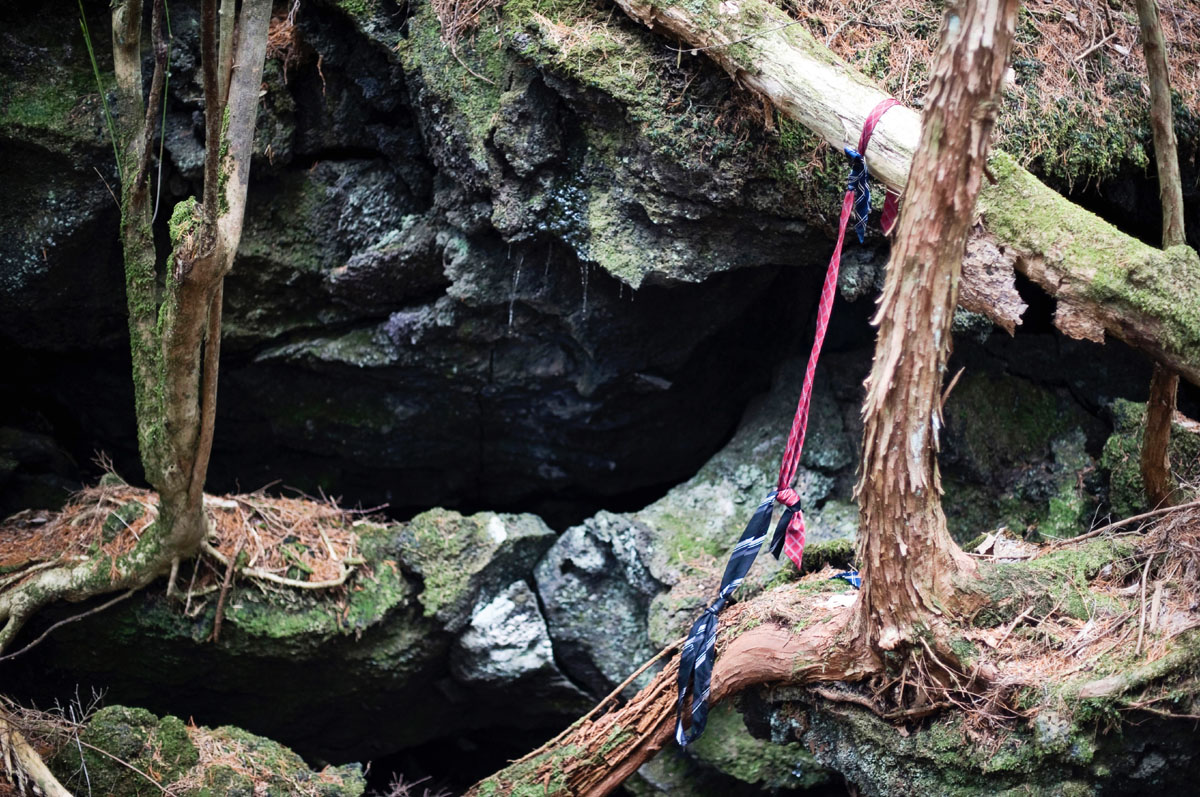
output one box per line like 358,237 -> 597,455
0,0 -> 271,652
1136,0 -> 1187,509
851,0 -> 1018,651
465,0 -> 1018,792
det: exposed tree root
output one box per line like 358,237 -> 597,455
0,484 -> 367,656
468,606 -> 876,796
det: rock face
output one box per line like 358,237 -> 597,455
3,0 -> 1200,793
0,0 -> 832,521
535,511 -> 674,693
748,685 -> 1200,797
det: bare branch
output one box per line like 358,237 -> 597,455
216,0 -> 274,265
0,591 -> 136,663
201,0 -> 222,228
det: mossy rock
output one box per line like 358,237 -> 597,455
941,370 -> 1101,542
50,706 -> 199,796
687,702 -> 829,790
398,508 -> 556,630
188,725 -> 365,797
1100,399 -> 1200,518
50,706 -> 365,797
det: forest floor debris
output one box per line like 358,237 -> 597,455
0,480 -> 379,604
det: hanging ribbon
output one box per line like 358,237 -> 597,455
675,98 -> 901,747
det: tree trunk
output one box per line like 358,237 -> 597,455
467,1 -> 1017,791
1136,0 -> 1187,509
610,0 -> 1200,388
0,0 -> 271,654
854,0 -> 1018,650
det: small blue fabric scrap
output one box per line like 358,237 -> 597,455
831,570 -> 862,589
844,147 -> 871,243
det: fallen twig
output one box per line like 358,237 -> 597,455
211,538 -> 245,643
1042,499 -> 1200,551
1136,555 -> 1153,656
202,541 -> 356,589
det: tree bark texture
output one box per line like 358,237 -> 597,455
610,0 -> 1200,388
854,0 -> 1017,650
1136,0 -> 1188,251
127,0 -> 271,554
466,612 -> 870,797
1136,0 -> 1187,509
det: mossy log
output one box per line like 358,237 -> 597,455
610,0 -> 1200,387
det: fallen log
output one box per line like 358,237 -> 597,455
610,0 -> 1200,387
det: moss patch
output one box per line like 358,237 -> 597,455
688,702 -> 828,789
50,706 -> 365,797
971,537 -> 1136,626
51,706 -> 199,796
397,508 -> 554,624
1101,399 -> 1200,518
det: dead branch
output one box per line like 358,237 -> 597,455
1044,498 -> 1200,550
0,712 -> 73,797
202,542 -> 356,589
0,590 -> 136,663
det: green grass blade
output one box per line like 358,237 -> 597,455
78,0 -> 123,184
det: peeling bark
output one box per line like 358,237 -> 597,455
466,613 -> 870,797
853,0 -> 1017,649
611,0 -> 1200,385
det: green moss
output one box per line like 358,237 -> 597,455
222,526 -> 412,645
0,49 -> 108,145
688,702 -> 828,789
406,0 -> 844,283
1100,399 -> 1200,517
53,712 -> 366,797
336,0 -> 377,19
191,726 -> 365,797
972,537 -> 1136,626
941,372 -> 1097,542
949,372 -> 1071,469
50,706 -> 199,796
401,4 -> 508,163
169,196 -> 202,243
396,508 -> 553,623
102,500 -> 146,542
